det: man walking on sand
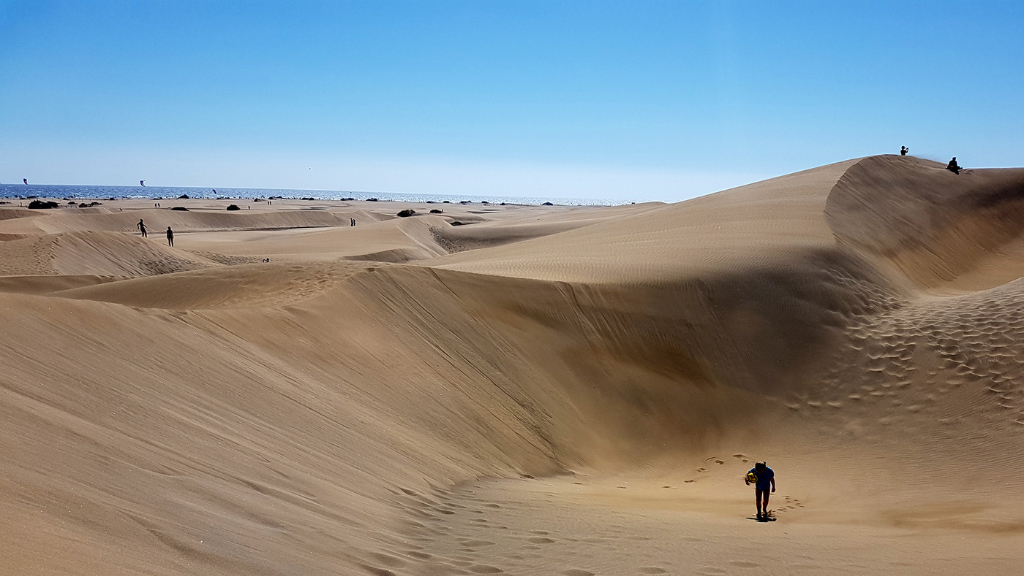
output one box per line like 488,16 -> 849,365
137,218 -> 147,238
166,226 -> 174,247
745,461 -> 775,521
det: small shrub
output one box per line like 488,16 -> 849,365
226,204 -> 240,211
429,209 -> 443,214
397,209 -> 416,217
178,194 -> 189,199
28,200 -> 59,209
171,206 -> 189,211
542,202 -> 553,206
366,197 -> 379,202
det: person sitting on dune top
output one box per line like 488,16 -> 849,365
947,157 -> 961,175
745,461 -> 775,521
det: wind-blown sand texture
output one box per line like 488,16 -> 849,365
2,155 -> 1023,575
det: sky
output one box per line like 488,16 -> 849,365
1,1 -> 1022,201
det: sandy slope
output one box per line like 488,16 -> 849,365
2,155 -> 1024,575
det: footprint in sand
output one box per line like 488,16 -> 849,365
368,553 -> 407,568
527,537 -> 556,544
360,565 -> 398,576
562,570 -> 595,576
639,567 -> 667,574
729,560 -> 760,568
467,565 -> 503,573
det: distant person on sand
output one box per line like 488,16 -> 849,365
900,146 -> 909,156
166,226 -> 174,247
137,218 -> 147,237
947,157 -> 961,175
745,461 -> 775,521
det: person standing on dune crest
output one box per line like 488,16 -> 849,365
137,218 -> 147,238
745,461 -> 775,521
166,226 -> 174,247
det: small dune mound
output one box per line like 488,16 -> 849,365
0,234 -> 62,275
0,208 -> 41,221
56,261 -> 365,309
50,231 -> 214,276
0,231 -> 213,277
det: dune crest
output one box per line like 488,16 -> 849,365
826,154 -> 1024,288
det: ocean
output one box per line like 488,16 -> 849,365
0,184 -> 627,206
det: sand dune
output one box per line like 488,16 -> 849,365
0,231 -> 214,277
431,159 -> 856,283
2,156 -> 1024,575
826,155 -> 1024,288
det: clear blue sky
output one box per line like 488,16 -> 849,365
2,1 -> 1022,201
